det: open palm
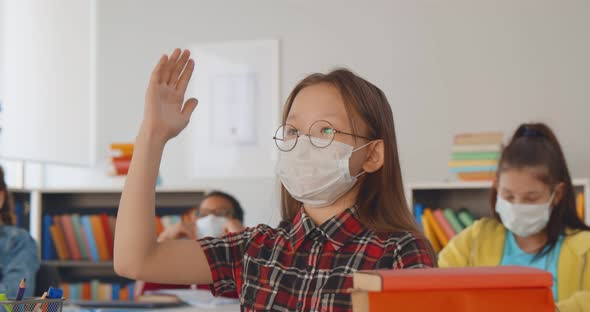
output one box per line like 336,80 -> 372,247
143,49 -> 198,142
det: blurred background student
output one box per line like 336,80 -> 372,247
136,190 -> 245,298
0,166 -> 39,298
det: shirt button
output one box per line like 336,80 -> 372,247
296,301 -> 303,309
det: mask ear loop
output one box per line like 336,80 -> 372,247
352,141 -> 374,178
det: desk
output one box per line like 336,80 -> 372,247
63,304 -> 241,312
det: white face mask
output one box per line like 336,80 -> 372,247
276,137 -> 370,208
495,192 -> 555,238
196,215 -> 229,238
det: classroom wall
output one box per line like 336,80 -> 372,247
2,0 -> 590,227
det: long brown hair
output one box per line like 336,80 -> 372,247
0,166 -> 15,226
490,123 -> 589,257
279,68 -> 420,234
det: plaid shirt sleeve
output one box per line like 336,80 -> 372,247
391,233 -> 437,269
197,225 -> 264,296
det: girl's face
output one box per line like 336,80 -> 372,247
497,168 -> 555,205
285,83 -> 370,175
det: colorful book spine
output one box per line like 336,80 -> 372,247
71,214 -> 89,260
458,209 -> 476,228
60,215 -> 81,260
424,208 -> 449,246
81,216 -> 100,261
451,144 -> 502,153
457,172 -> 496,181
100,214 -> 114,259
49,225 -> 69,260
42,215 -> 57,260
421,215 -> 441,253
453,133 -> 503,145
414,204 -> 424,229
112,284 -> 120,300
90,216 -> 110,261
91,280 -> 100,301
54,216 -> 72,257
433,209 -> 456,239
451,151 -> 500,161
448,160 -> 498,168
577,193 -> 585,222
443,208 -> 464,234
449,166 -> 498,173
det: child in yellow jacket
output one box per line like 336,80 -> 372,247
439,123 -> 590,311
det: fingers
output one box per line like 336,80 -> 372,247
168,50 -> 191,85
150,55 -> 168,84
160,48 -> 181,84
176,59 -> 195,93
182,98 -> 198,120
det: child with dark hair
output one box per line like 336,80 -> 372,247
440,123 -> 590,311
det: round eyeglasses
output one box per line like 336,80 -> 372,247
273,120 -> 371,152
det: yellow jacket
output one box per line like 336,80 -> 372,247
439,218 -> 590,312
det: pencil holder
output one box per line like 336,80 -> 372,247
0,298 -> 64,312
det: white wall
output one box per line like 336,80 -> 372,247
2,0 -> 590,227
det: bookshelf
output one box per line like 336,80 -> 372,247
405,178 -> 590,225
9,187 -> 207,296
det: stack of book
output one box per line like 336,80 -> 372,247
43,213 -> 188,261
449,132 -> 503,181
62,281 -> 135,301
109,143 -> 134,176
414,204 -> 478,253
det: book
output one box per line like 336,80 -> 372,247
433,209 -> 456,239
453,132 -> 503,145
71,214 -> 90,260
54,216 -> 72,258
451,144 -> 502,153
112,284 -> 120,301
82,283 -> 91,300
91,280 -> 100,301
81,216 -> 100,261
90,215 -> 110,260
42,215 -> 57,260
109,143 -> 134,158
108,216 -> 117,239
60,215 -> 82,260
350,267 -> 555,312
443,209 -> 464,233
451,151 -> 500,161
14,201 -> 25,228
457,171 -> 496,181
49,224 -> 69,260
413,204 -> 424,229
120,286 -> 129,301
421,215 -> 441,253
423,209 -> 449,246
100,214 -> 114,259
458,209 -> 476,228
155,217 -> 164,235
448,160 -> 498,168
449,166 -> 497,173
577,192 -> 585,222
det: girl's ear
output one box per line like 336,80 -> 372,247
0,191 -> 5,210
552,182 -> 566,206
362,140 -> 385,173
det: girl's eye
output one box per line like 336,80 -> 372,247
321,127 -> 335,135
287,129 -> 298,136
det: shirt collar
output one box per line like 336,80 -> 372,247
289,206 -> 365,251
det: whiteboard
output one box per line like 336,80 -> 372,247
187,40 -> 280,178
0,0 -> 96,166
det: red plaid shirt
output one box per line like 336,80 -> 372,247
199,207 -> 435,311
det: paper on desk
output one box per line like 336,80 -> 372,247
147,289 -> 240,309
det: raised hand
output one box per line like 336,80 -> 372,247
142,48 -> 198,143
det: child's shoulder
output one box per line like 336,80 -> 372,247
0,225 -> 33,241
